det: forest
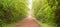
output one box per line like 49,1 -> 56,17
0,0 -> 27,27
33,0 -> 60,27
0,0 -> 60,27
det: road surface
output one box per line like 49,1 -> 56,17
15,18 -> 41,27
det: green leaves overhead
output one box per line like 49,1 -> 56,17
0,0 -> 28,27
33,0 -> 58,27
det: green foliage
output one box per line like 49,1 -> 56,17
55,0 -> 60,27
33,0 -> 58,27
0,0 -> 28,27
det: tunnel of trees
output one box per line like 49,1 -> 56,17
0,0 -> 60,27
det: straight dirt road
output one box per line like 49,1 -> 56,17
15,17 -> 41,27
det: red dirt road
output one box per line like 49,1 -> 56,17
15,16 -> 40,27
15,19 -> 40,27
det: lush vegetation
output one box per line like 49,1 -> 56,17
33,0 -> 60,27
0,0 -> 28,27
0,0 -> 60,27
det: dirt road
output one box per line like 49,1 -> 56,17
15,18 -> 41,27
